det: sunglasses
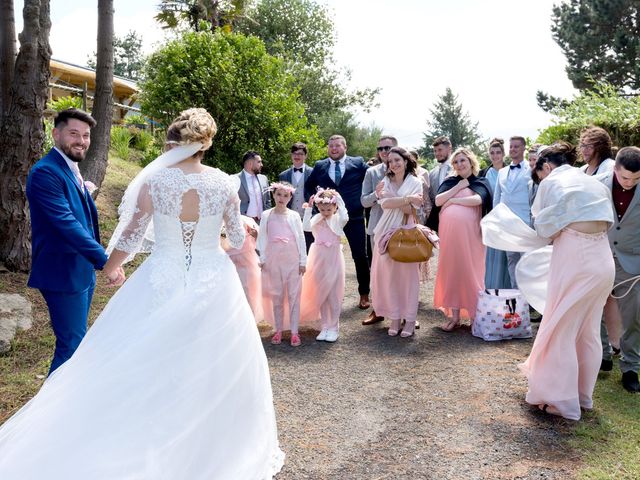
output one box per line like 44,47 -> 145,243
377,145 -> 392,152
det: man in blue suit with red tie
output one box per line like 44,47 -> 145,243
305,134 -> 371,308
26,109 -> 124,374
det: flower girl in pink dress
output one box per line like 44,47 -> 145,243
256,182 -> 307,346
223,215 -> 263,321
300,189 -> 348,342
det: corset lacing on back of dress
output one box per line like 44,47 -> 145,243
181,221 -> 197,270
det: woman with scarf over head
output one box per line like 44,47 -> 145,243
433,147 -> 493,332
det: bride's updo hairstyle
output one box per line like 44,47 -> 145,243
531,141 -> 577,184
166,108 -> 217,152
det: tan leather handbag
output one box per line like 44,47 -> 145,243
387,208 -> 433,263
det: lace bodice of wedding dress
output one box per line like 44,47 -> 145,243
114,167 -> 245,301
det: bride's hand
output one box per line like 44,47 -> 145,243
104,266 -> 126,287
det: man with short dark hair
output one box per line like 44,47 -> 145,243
236,150 -> 271,222
306,134 -> 371,309
425,136 -> 452,231
598,146 -> 640,392
26,108 -> 123,374
279,142 -> 314,250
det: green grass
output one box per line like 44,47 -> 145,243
571,365 -> 640,479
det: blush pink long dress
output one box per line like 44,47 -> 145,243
370,183 -> 421,322
300,219 -> 345,331
225,218 -> 263,322
261,212 -> 302,334
433,187 -> 485,319
519,228 -> 614,420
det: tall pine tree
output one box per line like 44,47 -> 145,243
420,87 -> 483,159
551,0 -> 639,93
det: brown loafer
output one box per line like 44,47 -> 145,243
362,314 -> 384,325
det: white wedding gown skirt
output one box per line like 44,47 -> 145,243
0,214 -> 284,479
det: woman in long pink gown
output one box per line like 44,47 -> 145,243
433,148 -> 493,331
521,143 -> 614,420
370,147 -> 425,337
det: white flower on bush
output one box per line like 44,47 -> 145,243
84,181 -> 97,194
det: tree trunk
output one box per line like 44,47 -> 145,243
80,0 -> 114,196
0,0 -> 17,117
0,0 -> 51,272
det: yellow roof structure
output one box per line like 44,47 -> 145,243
50,59 -> 139,100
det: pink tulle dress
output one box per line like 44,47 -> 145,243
225,217 -> 263,321
433,187 -> 485,319
300,219 -> 345,331
262,212 -> 302,333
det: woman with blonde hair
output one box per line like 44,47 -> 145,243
433,147 -> 493,331
0,108 -> 284,479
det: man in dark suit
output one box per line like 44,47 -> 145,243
279,142 -> 314,251
305,134 -> 370,308
26,109 -> 124,374
235,150 -> 271,222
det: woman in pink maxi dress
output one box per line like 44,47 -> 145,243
434,148 -> 493,331
300,190 -> 348,342
370,147 -> 425,338
224,216 -> 263,321
521,143 -> 614,420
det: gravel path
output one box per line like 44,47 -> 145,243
261,251 -> 581,479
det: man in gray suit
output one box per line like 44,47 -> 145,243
361,135 -> 397,325
279,142 -> 314,251
425,136 -> 452,231
236,150 -> 271,222
599,147 -> 640,392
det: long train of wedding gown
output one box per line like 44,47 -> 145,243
0,167 -> 284,479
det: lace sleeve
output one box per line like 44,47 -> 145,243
112,182 -> 154,254
223,190 -> 245,249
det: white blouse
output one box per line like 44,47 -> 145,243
532,165 -> 614,238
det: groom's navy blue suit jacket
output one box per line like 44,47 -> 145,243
26,148 -> 108,293
305,156 -> 368,219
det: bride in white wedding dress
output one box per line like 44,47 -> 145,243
0,109 -> 284,479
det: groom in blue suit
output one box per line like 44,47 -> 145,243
26,109 -> 122,374
305,135 -> 371,308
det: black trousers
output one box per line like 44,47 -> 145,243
343,217 -> 370,295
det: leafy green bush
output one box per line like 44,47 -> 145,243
124,114 -> 147,126
43,119 -> 54,151
110,126 -> 132,160
141,144 -> 162,167
128,126 -> 155,152
140,30 -> 324,177
537,82 -> 640,149
48,96 -> 83,112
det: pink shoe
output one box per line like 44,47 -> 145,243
271,331 -> 282,345
290,333 -> 301,347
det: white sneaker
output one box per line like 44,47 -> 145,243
316,329 -> 328,341
324,329 -> 339,342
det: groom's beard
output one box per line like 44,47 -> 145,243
59,141 -> 88,163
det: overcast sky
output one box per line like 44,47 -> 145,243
13,0 -> 578,149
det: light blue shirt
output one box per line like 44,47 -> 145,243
493,161 -> 532,225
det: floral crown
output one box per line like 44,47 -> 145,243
315,187 -> 338,204
266,182 -> 296,194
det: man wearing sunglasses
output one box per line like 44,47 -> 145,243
360,136 -> 397,325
